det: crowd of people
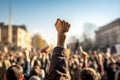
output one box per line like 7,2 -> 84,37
0,18 -> 120,80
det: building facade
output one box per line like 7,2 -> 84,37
95,18 -> 120,50
0,23 -> 32,50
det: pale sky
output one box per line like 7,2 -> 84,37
0,0 -> 120,44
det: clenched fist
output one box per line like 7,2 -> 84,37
55,18 -> 70,34
55,18 -> 70,47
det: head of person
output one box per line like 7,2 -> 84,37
29,76 -> 41,80
5,64 -> 24,80
80,68 -> 99,80
29,66 -> 41,78
34,60 -> 41,67
0,60 -> 11,80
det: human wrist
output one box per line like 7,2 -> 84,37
57,33 -> 66,47
58,32 -> 67,36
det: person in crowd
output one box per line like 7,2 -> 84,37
80,68 -> 99,80
0,59 -> 11,80
31,54 -> 45,80
29,66 -> 42,80
45,18 -> 71,80
4,64 -> 24,80
23,50 -> 31,80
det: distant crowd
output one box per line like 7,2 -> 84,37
0,18 -> 120,80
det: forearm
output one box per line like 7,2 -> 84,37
99,60 -> 104,73
24,61 -> 30,76
57,33 -> 66,48
83,58 -> 88,68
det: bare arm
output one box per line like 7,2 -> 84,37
55,18 -> 70,47
98,54 -> 104,76
80,46 -> 89,68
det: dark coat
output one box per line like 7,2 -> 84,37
45,47 -> 70,80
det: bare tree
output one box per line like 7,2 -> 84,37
80,23 -> 98,51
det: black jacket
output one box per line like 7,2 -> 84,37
45,47 -> 70,80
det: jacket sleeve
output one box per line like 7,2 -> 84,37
45,46 -> 70,80
24,61 -> 30,80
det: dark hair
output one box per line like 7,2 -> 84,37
80,68 -> 98,80
6,65 -> 23,80
34,60 -> 41,67
29,66 -> 41,78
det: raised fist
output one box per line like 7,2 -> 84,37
55,18 -> 70,34
82,51 -> 88,59
80,46 -> 88,59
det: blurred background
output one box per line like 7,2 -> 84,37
0,0 -> 120,53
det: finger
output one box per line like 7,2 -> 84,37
65,22 -> 68,28
67,23 -> 70,30
57,18 -> 61,21
62,20 -> 65,28
65,22 -> 70,32
65,22 -> 68,27
66,24 -> 70,32
55,18 -> 61,26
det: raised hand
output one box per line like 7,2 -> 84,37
82,51 -> 89,59
55,18 -> 70,47
55,18 -> 70,34
79,46 -> 88,68
24,50 -> 30,62
80,46 -> 88,59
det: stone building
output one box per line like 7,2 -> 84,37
0,23 -> 32,50
95,18 -> 120,52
